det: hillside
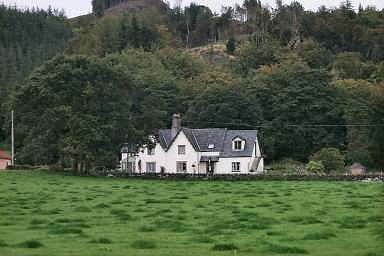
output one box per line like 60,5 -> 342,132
187,43 -> 237,65
92,0 -> 168,16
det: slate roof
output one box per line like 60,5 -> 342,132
158,128 -> 258,158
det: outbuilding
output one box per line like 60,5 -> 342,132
348,163 -> 367,176
0,150 -> 11,170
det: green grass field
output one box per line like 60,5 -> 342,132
0,171 -> 383,256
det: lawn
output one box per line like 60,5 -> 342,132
0,171 -> 383,256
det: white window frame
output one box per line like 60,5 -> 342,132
178,145 -> 186,155
233,138 -> 245,151
146,162 -> 156,173
232,162 -> 241,172
176,161 -> 187,173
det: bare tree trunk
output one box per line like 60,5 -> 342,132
186,22 -> 190,49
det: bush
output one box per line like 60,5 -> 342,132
310,148 -> 345,173
267,158 -> 305,175
226,37 -> 236,54
305,160 -> 325,175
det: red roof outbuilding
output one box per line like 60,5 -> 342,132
0,150 -> 11,160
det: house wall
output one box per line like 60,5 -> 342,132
216,157 -> 253,174
162,131 -> 200,174
135,131 -> 200,174
135,143 -> 166,173
0,159 -> 11,170
350,168 -> 365,176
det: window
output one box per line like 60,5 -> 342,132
127,162 -> 135,173
178,145 -> 186,155
177,162 -> 187,173
208,144 -> 215,149
147,147 -> 155,156
233,138 -> 245,151
146,162 -> 156,173
232,162 -> 241,172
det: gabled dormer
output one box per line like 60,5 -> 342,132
232,136 -> 245,151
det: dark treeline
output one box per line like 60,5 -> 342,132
1,1 -> 384,171
0,5 -> 73,141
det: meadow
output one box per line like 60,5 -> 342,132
0,171 -> 383,256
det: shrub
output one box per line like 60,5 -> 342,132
305,160 -> 325,174
212,243 -> 238,251
310,148 -> 345,173
226,37 -> 236,54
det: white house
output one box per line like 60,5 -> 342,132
121,114 -> 264,175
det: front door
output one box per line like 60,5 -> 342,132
206,161 -> 215,175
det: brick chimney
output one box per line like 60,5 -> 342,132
171,113 -> 182,139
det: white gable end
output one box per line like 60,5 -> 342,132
165,130 -> 199,173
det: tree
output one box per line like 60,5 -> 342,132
246,64 -> 345,162
331,52 -> 375,79
310,148 -> 345,174
226,37 -> 236,54
236,39 -> 280,74
306,160 -> 325,175
10,55 -> 141,171
297,40 -> 333,69
334,79 -> 384,167
92,0 -> 104,17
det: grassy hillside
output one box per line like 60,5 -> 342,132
0,171 -> 382,255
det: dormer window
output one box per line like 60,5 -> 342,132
208,144 -> 215,149
232,137 -> 245,151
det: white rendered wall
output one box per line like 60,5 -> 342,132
163,131 -> 200,173
135,143 -> 165,173
216,157 -> 253,174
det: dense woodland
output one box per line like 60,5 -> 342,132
0,0 -> 383,171
0,5 -> 72,142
